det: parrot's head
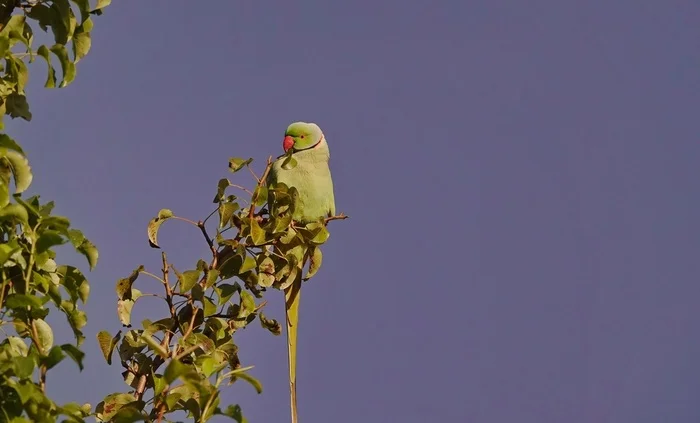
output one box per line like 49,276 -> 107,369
283,122 -> 324,153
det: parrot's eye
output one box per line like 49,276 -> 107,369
300,135 -> 305,139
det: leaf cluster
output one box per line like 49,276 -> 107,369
0,1 -> 108,422
0,120 -> 99,423
96,156 -> 346,422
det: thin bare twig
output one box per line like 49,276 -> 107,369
140,270 -> 165,284
181,304 -> 198,341
324,213 -> 349,224
247,165 -> 260,183
198,220 -> 217,261
230,183 -> 253,195
202,207 -> 219,225
170,216 -> 198,226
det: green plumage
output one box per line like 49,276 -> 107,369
267,123 -> 335,223
266,121 -> 335,423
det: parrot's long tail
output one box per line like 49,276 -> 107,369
284,280 -> 302,423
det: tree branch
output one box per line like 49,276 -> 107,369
324,213 -> 349,224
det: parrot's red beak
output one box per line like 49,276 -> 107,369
283,136 -> 294,152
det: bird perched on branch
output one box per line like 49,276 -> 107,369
266,121 -> 336,423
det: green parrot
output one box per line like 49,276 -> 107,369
266,121 -> 335,423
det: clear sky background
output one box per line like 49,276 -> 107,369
7,1 -> 700,422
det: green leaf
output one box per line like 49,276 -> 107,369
203,297 -> 217,317
257,256 -> 275,288
259,313 -> 281,336
237,291 -> 255,322
214,178 -> 230,202
0,134 -> 25,154
140,333 -> 168,359
5,93 -> 32,121
281,155 -> 297,170
0,179 -> 8,208
228,157 -> 253,173
66,308 -> 87,345
215,283 -> 237,305
0,147 -> 33,193
70,0 -> 92,22
219,404 -> 247,423
178,269 -> 201,293
117,289 -> 142,326
6,336 -> 29,356
205,268 -> 219,288
51,0 -> 76,43
253,185 -> 268,207
199,356 -> 219,378
241,255 -> 256,273
57,265 -> 89,304
96,330 -> 120,365
0,15 -> 30,47
36,230 -> 66,253
230,371 -> 263,394
66,228 -> 85,246
147,208 -> 173,248
115,265 -> 144,300
94,0 -> 112,12
36,45 -> 57,88
305,246 -> 323,280
218,202 -> 238,229
95,393 -> 136,422
152,373 -> 166,396
249,218 -> 266,245
5,293 -> 44,309
0,34 -> 9,58
305,222 -> 331,245
164,359 -> 188,384
277,255 -> 299,290
50,44 -> 77,87
61,343 -> 85,371
41,215 -> 71,231
59,401 -> 91,421
34,318 -> 54,352
13,355 -> 35,378
26,4 -> 53,31
76,237 -> 98,270
180,332 -> 215,354
0,203 -> 28,223
72,31 -> 91,63
41,345 -> 65,369
272,213 -> 292,233
0,240 -> 21,266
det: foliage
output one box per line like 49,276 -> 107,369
0,1 -> 109,422
96,156 -> 345,422
0,2 -> 347,421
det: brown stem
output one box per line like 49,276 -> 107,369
29,318 -> 47,392
324,213 -> 349,224
202,207 -> 219,225
198,221 -> 217,265
136,253 -> 178,402
170,216 -> 199,226
230,183 -> 253,195
248,157 -> 274,220
181,303 -> 198,341
39,366 -> 46,392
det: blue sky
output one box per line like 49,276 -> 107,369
8,1 -> 700,422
